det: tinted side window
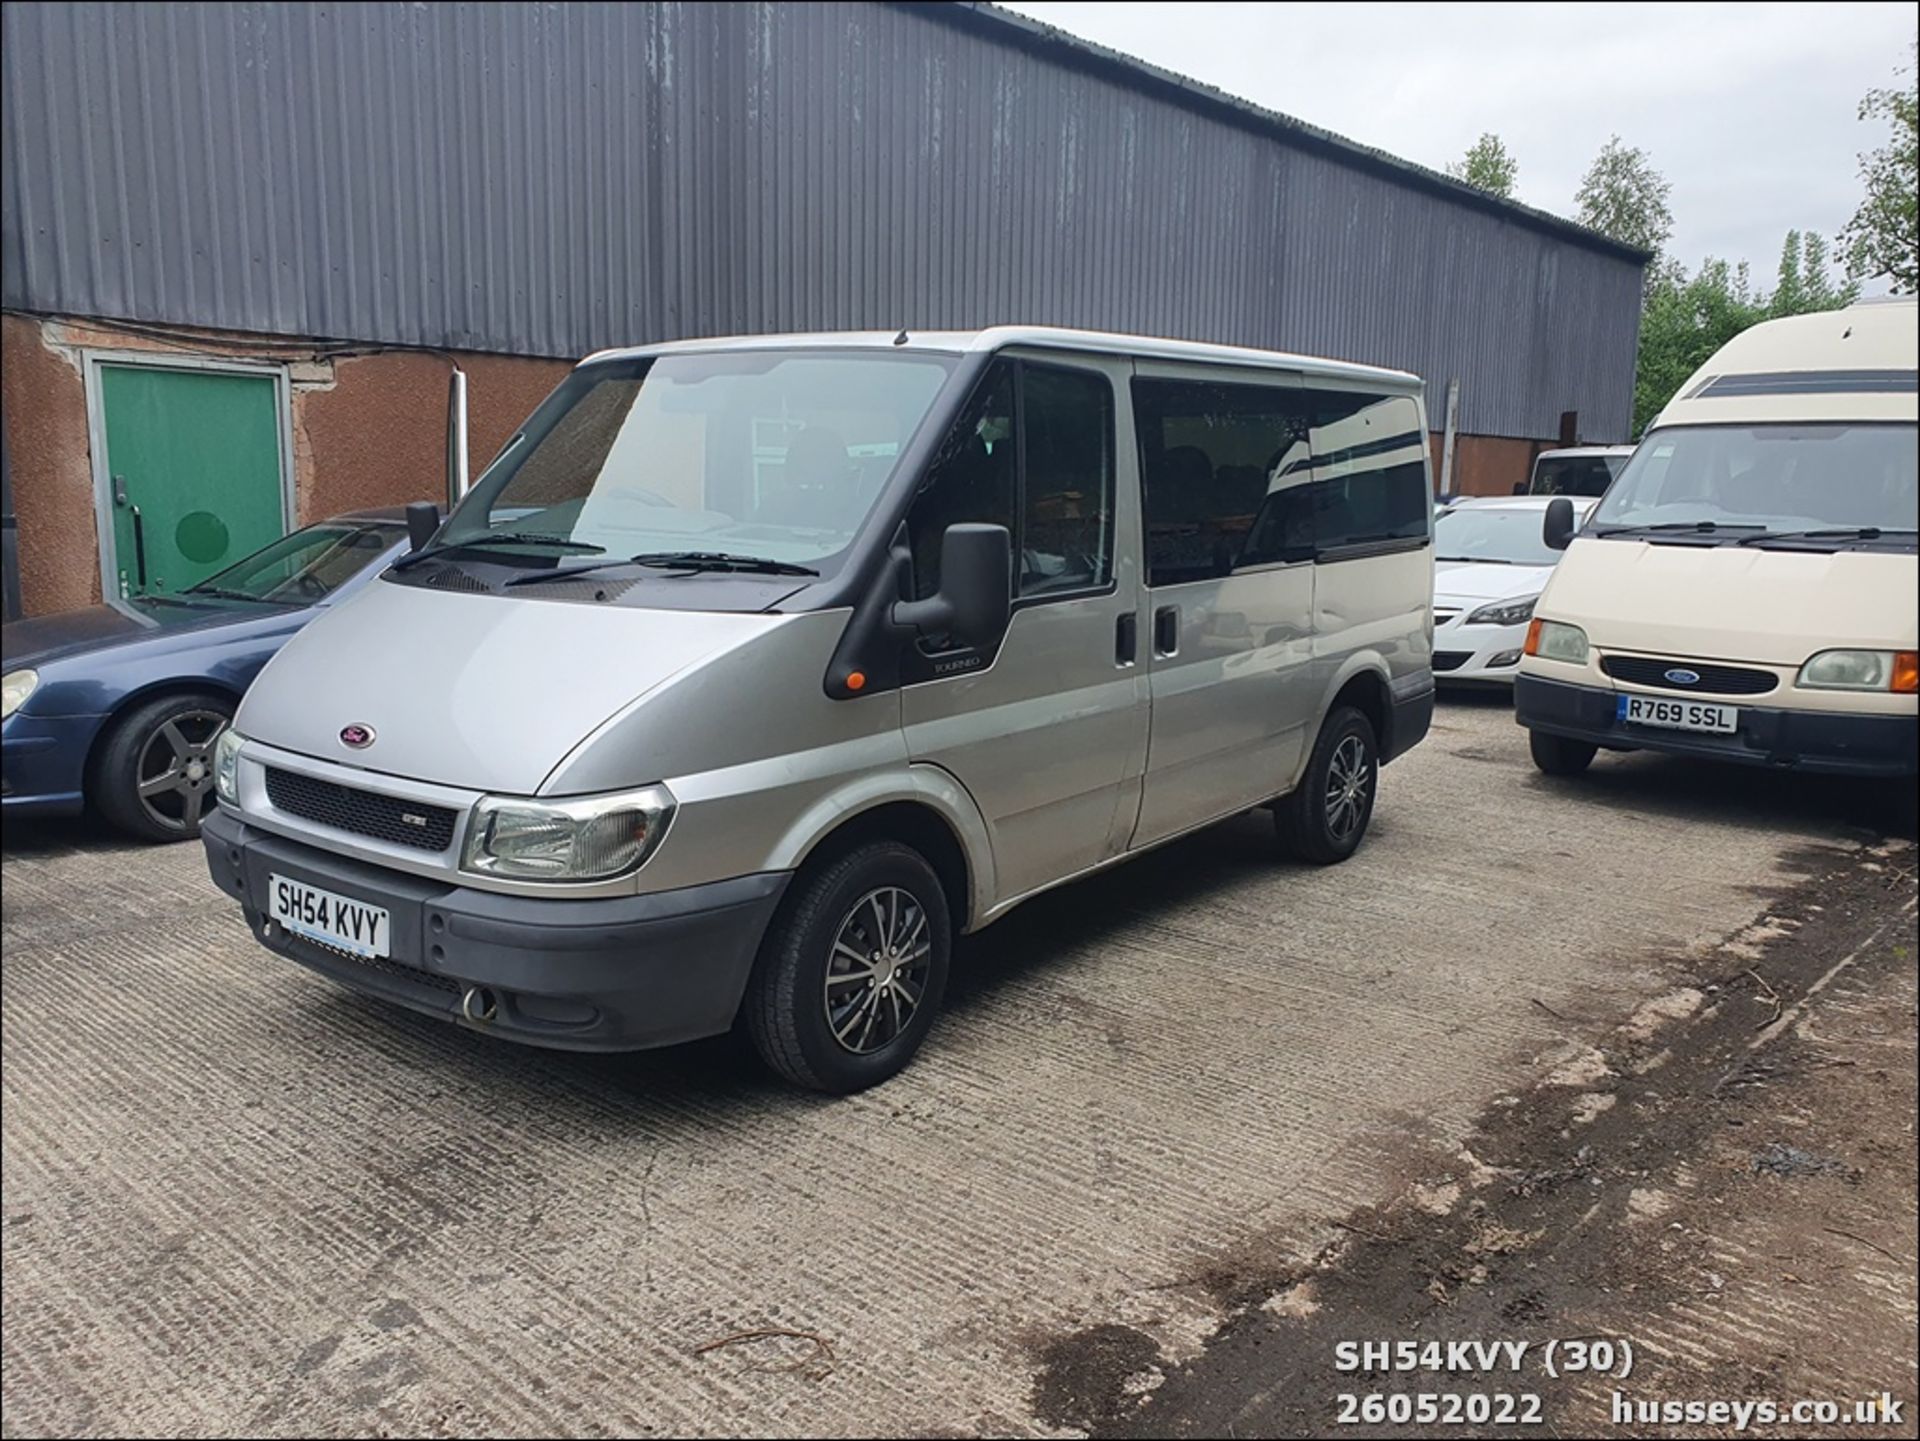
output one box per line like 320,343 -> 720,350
907,365 -> 1016,599
1309,392 -> 1429,553
1134,378 -> 1316,586
906,361 -> 1115,601
1019,366 -> 1114,597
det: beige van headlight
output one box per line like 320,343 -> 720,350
1797,649 -> 1919,693
1523,619 -> 1589,664
461,783 -> 676,881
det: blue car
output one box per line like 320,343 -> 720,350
2,510 -> 414,841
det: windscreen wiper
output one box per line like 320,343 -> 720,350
181,584 -> 269,601
1589,521 -> 1769,544
502,550 -> 820,587
1435,555 -> 1515,564
1734,526 -> 1917,546
392,532 -> 606,569
1592,521 -> 1766,535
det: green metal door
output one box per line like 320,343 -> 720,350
98,363 -> 285,597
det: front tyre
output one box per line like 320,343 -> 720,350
745,841 -> 952,1093
92,691 -> 233,842
1275,705 -> 1378,865
1528,729 -> 1597,777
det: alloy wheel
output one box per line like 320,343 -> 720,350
823,886 -> 931,1055
1323,733 -> 1373,842
135,709 -> 229,834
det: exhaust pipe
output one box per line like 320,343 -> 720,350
460,985 -> 499,1025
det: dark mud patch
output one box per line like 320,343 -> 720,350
1032,841 -> 1917,1438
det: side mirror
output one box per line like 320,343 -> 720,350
1512,481 -> 1528,496
892,523 -> 1012,648
1542,496 -> 1576,552
405,501 -> 442,554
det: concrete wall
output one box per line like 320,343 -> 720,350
0,314 -> 569,616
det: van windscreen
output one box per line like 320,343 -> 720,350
1529,455 -> 1619,497
434,351 -> 955,573
1587,423 -> 1918,547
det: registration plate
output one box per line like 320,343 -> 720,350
1617,694 -> 1738,734
269,874 -> 391,958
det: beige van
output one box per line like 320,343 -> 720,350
1517,297 -> 1918,814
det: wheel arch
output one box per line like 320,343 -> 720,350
82,678 -> 243,792
766,768 -> 995,933
1318,656 -> 1394,758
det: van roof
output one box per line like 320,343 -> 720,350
583,326 -> 1422,390
1653,296 -> 1919,430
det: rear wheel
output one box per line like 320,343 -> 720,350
1275,705 -> 1378,864
1528,729 -> 1598,777
92,691 -> 233,842
745,841 -> 952,1093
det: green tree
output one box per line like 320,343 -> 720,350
1575,135 -> 1674,255
1632,233 -> 1858,434
1767,230 -> 1853,317
1842,42 -> 1918,292
1447,133 -> 1519,199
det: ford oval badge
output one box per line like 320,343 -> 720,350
1663,668 -> 1701,686
339,723 -> 376,749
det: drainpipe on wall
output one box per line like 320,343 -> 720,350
1438,378 -> 1459,498
447,367 -> 470,507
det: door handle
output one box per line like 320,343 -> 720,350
1115,613 -> 1137,665
113,473 -> 129,507
129,504 -> 148,592
1153,604 -> 1179,657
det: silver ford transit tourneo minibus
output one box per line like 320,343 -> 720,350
204,329 -> 1436,1091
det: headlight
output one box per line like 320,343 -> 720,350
1524,618 -> 1589,664
213,726 -> 246,803
1,668 -> 39,720
1798,649 -> 1920,693
461,783 -> 676,881
1466,596 -> 1539,627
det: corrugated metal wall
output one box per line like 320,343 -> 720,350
0,1 -> 1645,439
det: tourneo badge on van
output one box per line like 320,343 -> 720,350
339,723 -> 376,749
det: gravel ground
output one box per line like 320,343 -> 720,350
2,695 -> 1909,1437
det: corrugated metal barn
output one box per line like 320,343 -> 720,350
0,0 -> 1646,619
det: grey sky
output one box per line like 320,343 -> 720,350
1002,1 -> 1916,286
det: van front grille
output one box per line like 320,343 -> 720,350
1601,656 -> 1778,696
264,769 -> 458,852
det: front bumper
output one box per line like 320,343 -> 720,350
1432,618 -> 1528,685
202,807 -> 789,1052
1515,674 -> 1919,778
1,710 -> 100,815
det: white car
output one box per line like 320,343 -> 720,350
1433,496 -> 1598,684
